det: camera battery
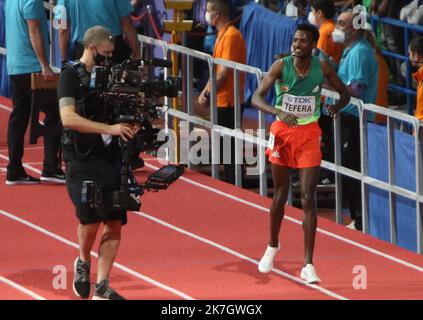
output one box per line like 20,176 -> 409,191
81,180 -> 102,208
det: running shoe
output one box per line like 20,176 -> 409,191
300,264 -> 321,284
41,168 -> 65,184
73,257 -> 91,298
258,243 -> 280,273
6,173 -> 40,185
92,279 -> 126,300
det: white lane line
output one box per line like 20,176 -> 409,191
0,153 -> 42,175
0,276 -> 47,300
0,162 -> 42,165
0,103 -> 12,112
0,209 -> 194,300
0,147 -> 44,153
132,210 -> 348,300
143,161 -> 423,273
1,104 -> 421,273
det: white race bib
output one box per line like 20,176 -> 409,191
281,94 -> 316,119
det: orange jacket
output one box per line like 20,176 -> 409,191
213,24 -> 247,107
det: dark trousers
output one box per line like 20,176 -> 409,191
72,35 -> 132,64
340,113 -> 362,226
7,74 -> 61,177
318,114 -> 335,181
218,106 -> 240,182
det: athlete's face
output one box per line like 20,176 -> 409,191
292,30 -> 315,58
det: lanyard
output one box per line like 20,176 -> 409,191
213,24 -> 232,58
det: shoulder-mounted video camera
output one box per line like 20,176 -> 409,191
90,58 -> 181,125
79,58 -> 183,212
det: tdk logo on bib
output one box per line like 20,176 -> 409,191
286,96 -> 313,104
281,94 -> 316,119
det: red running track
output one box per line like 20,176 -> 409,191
0,96 -> 423,300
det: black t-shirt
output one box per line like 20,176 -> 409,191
57,63 -> 88,103
58,63 -> 119,163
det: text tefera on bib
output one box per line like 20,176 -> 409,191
280,93 -> 316,119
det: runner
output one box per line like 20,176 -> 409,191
251,23 -> 350,283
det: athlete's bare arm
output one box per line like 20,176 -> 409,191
320,61 -> 351,117
252,60 -> 298,127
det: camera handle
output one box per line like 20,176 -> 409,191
116,137 -> 142,211
119,137 -> 133,192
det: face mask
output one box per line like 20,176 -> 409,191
332,28 -> 345,43
205,11 -> 217,25
94,49 -> 107,66
308,12 -> 318,26
205,12 -> 212,24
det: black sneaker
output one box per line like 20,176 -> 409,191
41,169 -> 65,184
73,257 -> 91,298
92,279 -> 126,300
6,174 -> 40,186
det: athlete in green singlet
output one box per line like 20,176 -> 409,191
252,23 -> 350,283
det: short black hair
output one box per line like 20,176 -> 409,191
295,23 -> 320,43
207,0 -> 231,17
294,0 -> 308,9
309,0 -> 336,19
410,36 -> 423,56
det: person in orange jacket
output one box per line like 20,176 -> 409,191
409,36 -> 423,121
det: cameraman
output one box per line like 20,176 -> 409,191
58,26 -> 138,300
57,0 -> 145,170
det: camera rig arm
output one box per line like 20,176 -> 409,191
141,164 -> 185,191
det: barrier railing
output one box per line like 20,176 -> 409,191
322,88 -> 423,254
136,34 -> 423,254
370,15 -> 423,115
1,5 -> 422,254
136,34 -> 269,194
